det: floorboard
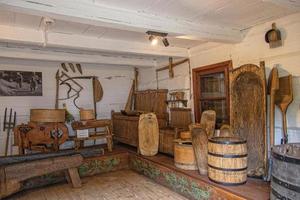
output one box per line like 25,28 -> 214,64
13,170 -> 188,200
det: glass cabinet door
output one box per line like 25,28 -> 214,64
193,61 -> 231,129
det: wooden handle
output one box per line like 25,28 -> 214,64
282,109 -> 288,144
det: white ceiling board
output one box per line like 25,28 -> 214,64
0,24 -> 188,58
0,9 -> 15,26
50,20 -> 90,35
14,12 -> 42,30
0,0 -> 243,43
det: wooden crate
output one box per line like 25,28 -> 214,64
170,108 -> 192,129
112,112 -> 168,147
135,89 -> 168,115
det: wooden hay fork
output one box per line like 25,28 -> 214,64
2,108 -> 16,156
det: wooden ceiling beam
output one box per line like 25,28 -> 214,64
0,0 -> 243,43
0,44 -> 156,67
0,24 -> 188,58
263,0 -> 300,10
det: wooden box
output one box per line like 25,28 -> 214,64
112,112 -> 168,147
135,89 -> 168,115
170,108 -> 192,129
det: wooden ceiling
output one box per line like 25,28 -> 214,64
0,0 -> 298,67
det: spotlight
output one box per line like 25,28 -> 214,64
149,35 -> 158,46
146,31 -> 169,47
162,37 -> 169,47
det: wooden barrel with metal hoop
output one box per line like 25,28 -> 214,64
271,143 -> 300,200
174,139 -> 198,170
208,137 -> 247,185
80,109 -> 95,121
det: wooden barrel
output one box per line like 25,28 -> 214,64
80,109 -> 95,121
174,140 -> 198,170
208,137 -> 247,185
30,109 -> 65,123
271,144 -> 300,200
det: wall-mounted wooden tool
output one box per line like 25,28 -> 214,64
92,77 -> 103,119
76,64 -> 83,75
68,63 -> 76,73
61,63 -> 68,72
275,75 -> 293,144
3,108 -> 16,156
267,67 -> 279,147
156,58 -> 189,79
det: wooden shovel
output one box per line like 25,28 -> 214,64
267,67 -> 279,147
274,75 -> 293,144
191,125 -> 208,175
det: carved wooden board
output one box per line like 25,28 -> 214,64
138,113 -> 159,156
229,62 -> 267,177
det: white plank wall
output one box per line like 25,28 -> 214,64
139,13 -> 300,144
0,58 -> 134,155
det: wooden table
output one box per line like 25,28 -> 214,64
71,119 -> 113,152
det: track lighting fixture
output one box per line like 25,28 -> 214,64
149,35 -> 158,46
162,37 -> 169,47
146,31 -> 169,47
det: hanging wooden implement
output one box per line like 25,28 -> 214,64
124,68 -> 138,113
61,63 -> 68,72
92,77 -> 103,119
76,63 -> 83,75
156,58 -> 189,79
68,63 -> 76,73
274,75 -> 293,144
229,61 -> 267,178
267,67 -> 279,147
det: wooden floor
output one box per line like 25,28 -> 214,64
13,170 -> 188,200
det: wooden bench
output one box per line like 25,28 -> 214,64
0,151 -> 83,199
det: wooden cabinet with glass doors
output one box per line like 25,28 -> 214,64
193,61 -> 232,128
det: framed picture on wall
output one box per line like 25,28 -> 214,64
0,70 -> 42,96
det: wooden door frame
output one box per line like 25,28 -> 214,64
192,60 -> 233,123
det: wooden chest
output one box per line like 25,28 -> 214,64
112,112 -> 168,147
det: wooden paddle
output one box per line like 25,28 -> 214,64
274,75 -> 293,144
191,125 -> 208,175
200,110 -> 216,138
267,67 -> 279,147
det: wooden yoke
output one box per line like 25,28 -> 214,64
156,58 -> 189,79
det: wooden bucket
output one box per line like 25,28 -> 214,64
80,109 -> 95,121
180,131 -> 191,140
208,137 -> 247,185
271,144 -> 300,200
30,109 -> 65,123
174,140 -> 198,170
